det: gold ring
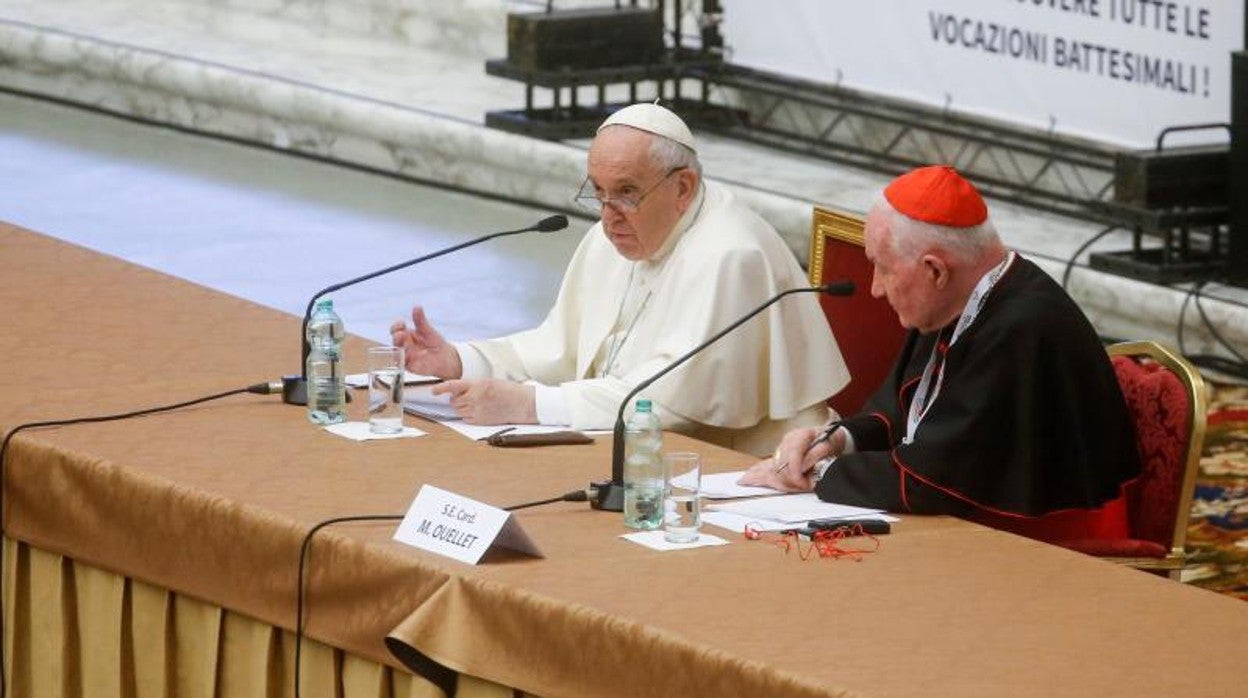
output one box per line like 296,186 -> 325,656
772,447 -> 788,474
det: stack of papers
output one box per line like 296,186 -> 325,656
702,493 -> 896,533
343,375 -> 592,442
401,384 -> 594,441
709,493 -> 885,523
344,370 -> 438,389
402,384 -> 460,421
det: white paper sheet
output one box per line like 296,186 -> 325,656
403,400 -> 460,421
671,470 -> 783,499
702,510 -> 899,533
700,511 -> 794,533
440,422 -> 591,441
323,421 -> 426,441
708,493 -> 883,524
402,383 -> 457,415
398,385 -> 603,441
620,530 -> 730,551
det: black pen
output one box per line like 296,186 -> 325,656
808,518 -> 891,535
773,420 -> 843,474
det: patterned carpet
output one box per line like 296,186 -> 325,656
1183,382 -> 1248,600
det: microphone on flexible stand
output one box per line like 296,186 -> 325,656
588,280 -> 855,511
281,215 -> 571,405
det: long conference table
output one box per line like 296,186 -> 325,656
4,221 -> 1248,698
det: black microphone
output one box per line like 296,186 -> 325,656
282,215 -> 570,405
589,280 -> 855,511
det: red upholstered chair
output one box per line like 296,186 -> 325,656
1063,341 -> 1207,579
808,207 -> 907,417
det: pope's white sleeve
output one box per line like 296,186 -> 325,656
533,383 -> 571,426
452,342 -> 494,379
558,378 -> 695,432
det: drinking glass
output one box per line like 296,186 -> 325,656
663,452 -> 702,543
367,346 -> 405,434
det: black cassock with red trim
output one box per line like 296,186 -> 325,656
816,256 -> 1141,543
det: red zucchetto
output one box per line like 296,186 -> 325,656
884,165 -> 988,227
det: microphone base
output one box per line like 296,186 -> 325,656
282,375 -> 351,406
282,376 -> 307,406
588,480 -> 625,512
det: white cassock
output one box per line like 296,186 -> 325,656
455,181 -> 850,456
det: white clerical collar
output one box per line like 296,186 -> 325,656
641,181 -> 706,269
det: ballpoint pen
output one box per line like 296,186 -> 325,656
773,420 -> 843,474
478,426 -> 517,442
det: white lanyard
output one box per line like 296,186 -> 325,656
904,250 -> 1015,444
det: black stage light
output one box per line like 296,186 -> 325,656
1229,51 -> 1248,284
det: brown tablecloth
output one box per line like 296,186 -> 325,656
4,222 -> 1248,698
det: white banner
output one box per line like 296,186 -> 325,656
722,0 -> 1244,148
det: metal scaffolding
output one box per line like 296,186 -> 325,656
684,63 -> 1120,225
483,2 -> 1236,284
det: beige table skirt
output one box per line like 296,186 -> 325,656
2,538 -> 522,698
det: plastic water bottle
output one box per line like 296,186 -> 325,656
306,298 -> 346,425
623,398 -> 664,530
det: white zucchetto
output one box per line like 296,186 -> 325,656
597,103 -> 697,153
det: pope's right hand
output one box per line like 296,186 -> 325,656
389,305 -> 463,379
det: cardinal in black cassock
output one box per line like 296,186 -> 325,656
818,254 -> 1141,542
750,165 -> 1141,544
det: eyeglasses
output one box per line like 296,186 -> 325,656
573,167 -> 686,215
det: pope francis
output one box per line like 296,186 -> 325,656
390,103 -> 849,456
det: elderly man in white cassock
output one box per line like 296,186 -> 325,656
390,103 -> 849,456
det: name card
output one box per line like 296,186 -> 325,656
393,485 -> 543,564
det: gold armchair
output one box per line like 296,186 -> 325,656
1064,341 -> 1207,579
808,207 -> 907,417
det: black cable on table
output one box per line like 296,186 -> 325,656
503,489 -> 589,511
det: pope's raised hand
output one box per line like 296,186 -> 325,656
390,305 -> 463,379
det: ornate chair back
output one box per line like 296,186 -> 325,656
809,207 -> 907,416
1102,341 -> 1207,578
